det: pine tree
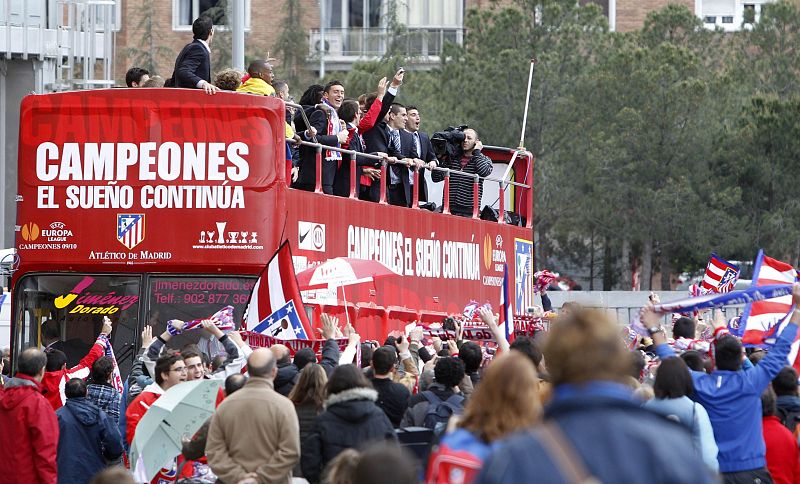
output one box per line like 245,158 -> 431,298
125,0 -> 172,75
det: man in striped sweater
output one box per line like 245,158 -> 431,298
431,128 -> 493,217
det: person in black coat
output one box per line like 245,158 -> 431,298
301,365 -> 396,484
370,346 -> 410,427
167,16 -> 218,95
56,378 -> 123,484
271,339 -> 340,396
405,106 -> 437,204
376,103 -> 418,207
293,80 -> 349,194
396,126 -> 422,207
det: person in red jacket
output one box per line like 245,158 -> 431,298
42,318 -> 112,411
126,352 -> 187,445
762,386 -> 800,484
0,348 -> 59,484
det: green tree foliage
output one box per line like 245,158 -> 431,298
275,0 -> 309,86
205,0 -> 232,73
125,0 -> 172,75
315,0 -> 800,288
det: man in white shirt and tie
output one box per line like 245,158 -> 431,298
386,103 -> 419,207
404,106 -> 437,206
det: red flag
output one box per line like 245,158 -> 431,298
499,263 -> 515,344
243,242 -> 313,339
740,250 -> 800,371
700,253 -> 740,294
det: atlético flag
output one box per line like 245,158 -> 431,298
739,250 -> 798,346
700,253 -> 740,294
498,263 -> 515,344
243,242 -> 312,340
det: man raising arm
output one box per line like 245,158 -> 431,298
641,285 -> 800,482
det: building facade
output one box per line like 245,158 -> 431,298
587,0 -> 783,32
0,0 -> 113,249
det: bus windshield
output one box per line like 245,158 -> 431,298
15,274 -> 141,372
145,275 -> 255,354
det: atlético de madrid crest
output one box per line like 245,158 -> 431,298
117,214 -> 145,250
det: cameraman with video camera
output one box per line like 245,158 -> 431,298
431,127 -> 493,217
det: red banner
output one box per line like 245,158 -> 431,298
242,331 -> 349,355
420,318 -> 547,342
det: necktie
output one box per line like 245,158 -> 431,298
390,129 -> 401,154
411,132 -> 421,187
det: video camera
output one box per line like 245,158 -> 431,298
431,125 -> 468,162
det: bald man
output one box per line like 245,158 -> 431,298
237,60 -> 275,96
206,349 -> 299,484
271,344 -> 297,396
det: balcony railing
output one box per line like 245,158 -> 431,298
309,27 -> 464,60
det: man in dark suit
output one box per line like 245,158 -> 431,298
364,103 -> 410,206
167,16 -> 219,95
293,80 -> 349,194
361,71 -> 405,202
380,103 -> 420,207
405,106 -> 437,204
397,120 -> 422,206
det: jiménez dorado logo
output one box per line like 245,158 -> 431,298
53,276 -> 139,314
117,214 -> 145,250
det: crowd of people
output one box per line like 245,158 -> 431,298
3,284 -> 800,484
123,15 -> 492,216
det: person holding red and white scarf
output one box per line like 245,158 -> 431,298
41,318 -> 112,411
293,81 -> 349,194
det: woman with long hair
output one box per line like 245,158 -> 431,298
289,363 -> 328,478
644,357 -> 718,472
300,365 -> 396,484
426,352 -> 542,484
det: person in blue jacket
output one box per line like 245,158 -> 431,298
56,378 -> 123,484
644,357 -> 719,471
642,284 -> 800,484
476,307 -> 715,484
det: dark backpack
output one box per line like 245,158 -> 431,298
421,391 -> 465,434
777,405 -> 800,436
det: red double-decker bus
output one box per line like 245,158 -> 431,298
11,89 -> 533,371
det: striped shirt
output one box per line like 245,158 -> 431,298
432,150 -> 493,214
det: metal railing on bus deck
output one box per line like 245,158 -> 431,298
286,101 -> 532,227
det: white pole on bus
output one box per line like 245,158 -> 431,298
232,0 -> 245,71
518,57 -> 537,151
340,285 -> 351,326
